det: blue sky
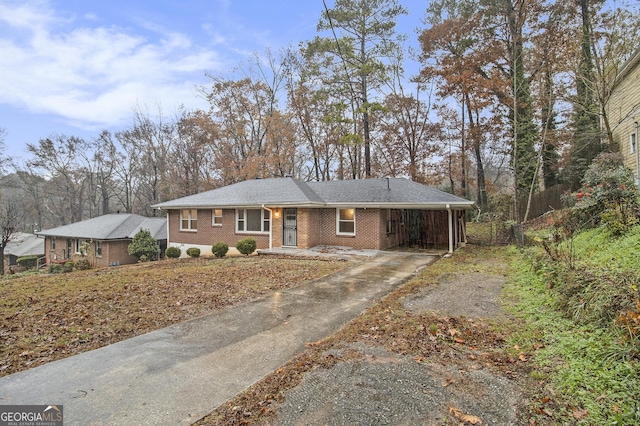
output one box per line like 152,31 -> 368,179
0,0 -> 427,160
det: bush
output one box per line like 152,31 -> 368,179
16,255 -> 39,270
235,238 -> 257,256
165,246 -> 181,258
75,258 -> 91,270
186,247 -> 201,258
211,242 -> 229,258
128,229 -> 160,261
561,153 -> 640,235
48,264 -> 64,274
63,262 -> 74,273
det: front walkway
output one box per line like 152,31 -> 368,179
0,251 -> 439,425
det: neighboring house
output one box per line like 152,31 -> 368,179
37,213 -> 167,268
153,177 -> 476,255
3,233 -> 45,272
607,47 -> 640,183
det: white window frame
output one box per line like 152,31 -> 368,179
180,209 -> 198,231
336,208 -> 356,236
212,209 -> 223,226
236,208 -> 270,234
95,240 -> 102,257
75,239 -> 88,255
631,133 -> 637,154
51,237 -> 56,250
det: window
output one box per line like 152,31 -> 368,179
212,209 -> 223,226
180,209 -> 197,230
95,241 -> 102,257
337,208 -> 355,235
236,209 -> 270,233
75,239 -> 87,255
51,237 -> 56,250
386,209 -> 397,234
631,133 -> 637,154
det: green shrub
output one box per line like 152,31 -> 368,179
165,246 -> 181,258
75,258 -> 91,270
211,242 -> 229,258
63,262 -> 74,273
235,238 -> 257,256
48,264 -> 64,274
561,153 -> 640,235
16,255 -> 39,270
128,229 -> 161,261
186,247 -> 201,258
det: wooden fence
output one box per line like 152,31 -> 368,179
518,183 -> 570,221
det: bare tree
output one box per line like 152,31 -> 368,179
0,202 -> 20,275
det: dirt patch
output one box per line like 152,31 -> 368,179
401,272 -> 507,318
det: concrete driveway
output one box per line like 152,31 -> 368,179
0,251 -> 439,425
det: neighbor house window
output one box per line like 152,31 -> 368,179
51,237 -> 56,250
95,241 -> 102,257
212,209 -> 223,226
337,208 -> 356,235
181,209 -> 197,230
236,209 -> 270,233
631,133 -> 637,154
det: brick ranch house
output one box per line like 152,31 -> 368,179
37,213 -> 167,268
153,177 -> 476,255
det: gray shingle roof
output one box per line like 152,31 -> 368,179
4,233 -> 44,257
36,214 -> 167,240
153,177 -> 475,210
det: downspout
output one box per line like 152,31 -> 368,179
446,204 -> 454,255
262,205 -> 273,250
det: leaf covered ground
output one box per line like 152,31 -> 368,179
0,256 -> 347,377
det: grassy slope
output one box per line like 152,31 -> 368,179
507,225 -> 640,424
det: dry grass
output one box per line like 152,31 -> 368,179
0,256 -> 347,377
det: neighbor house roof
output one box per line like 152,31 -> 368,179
153,177 -> 476,210
4,233 -> 44,257
37,214 -> 167,240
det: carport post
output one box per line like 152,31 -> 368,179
446,204 -> 454,254
262,205 -> 273,250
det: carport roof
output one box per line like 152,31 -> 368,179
153,177 -> 476,210
37,214 -> 167,240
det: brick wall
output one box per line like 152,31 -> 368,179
43,237 -> 138,268
312,208 -> 384,250
168,209 -> 270,255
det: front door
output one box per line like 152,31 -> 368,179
283,208 -> 297,247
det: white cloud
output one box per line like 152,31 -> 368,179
0,0 -> 219,129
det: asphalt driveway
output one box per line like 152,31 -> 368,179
0,251 -> 438,425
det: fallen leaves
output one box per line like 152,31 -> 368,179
449,406 -> 483,424
1,257 -> 346,377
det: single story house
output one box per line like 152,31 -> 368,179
3,232 -> 45,272
37,213 -> 167,268
153,177 -> 476,255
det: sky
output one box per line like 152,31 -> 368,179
0,0 -> 427,160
